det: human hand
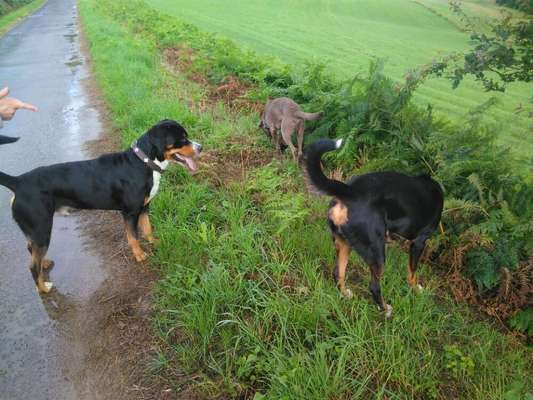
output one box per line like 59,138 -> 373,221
0,87 -> 38,121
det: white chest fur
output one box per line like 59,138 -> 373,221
148,160 -> 168,203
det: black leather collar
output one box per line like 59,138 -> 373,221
131,142 -> 164,174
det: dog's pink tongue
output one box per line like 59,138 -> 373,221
185,157 -> 197,172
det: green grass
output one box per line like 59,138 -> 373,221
0,0 -> 46,36
144,0 -> 532,158
79,0 -> 532,398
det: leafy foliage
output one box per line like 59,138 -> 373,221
510,307 -> 533,336
496,0 -> 533,14
430,2 -> 533,92
443,344 -> 475,378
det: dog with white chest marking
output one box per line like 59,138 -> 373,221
0,119 -> 201,293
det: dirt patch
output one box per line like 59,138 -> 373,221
163,46 -> 263,113
200,144 -> 277,187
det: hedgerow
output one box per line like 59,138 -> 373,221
0,0 -> 33,16
95,0 -> 532,332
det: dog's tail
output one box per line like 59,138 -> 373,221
304,138 -> 351,198
0,171 -> 19,192
0,135 -> 20,146
295,111 -> 323,121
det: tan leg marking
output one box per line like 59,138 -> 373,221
335,235 -> 352,298
329,200 -> 348,226
42,259 -> 55,269
138,212 -> 157,244
32,247 -> 53,293
37,276 -> 53,294
384,304 -> 393,319
407,254 -> 423,293
125,224 -> 147,262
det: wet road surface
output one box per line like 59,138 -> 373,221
0,0 -> 109,398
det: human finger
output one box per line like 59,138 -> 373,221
16,100 -> 38,112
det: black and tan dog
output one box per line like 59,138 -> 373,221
304,139 -> 443,318
259,97 -> 322,162
0,119 -> 201,293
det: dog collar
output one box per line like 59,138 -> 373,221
131,142 -> 164,174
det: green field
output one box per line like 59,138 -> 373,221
145,0 -> 532,157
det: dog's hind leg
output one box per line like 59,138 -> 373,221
296,121 -> 305,162
123,211 -> 147,262
281,119 -> 298,162
407,235 -> 428,292
333,235 -> 353,298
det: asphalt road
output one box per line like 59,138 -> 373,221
0,1 -> 109,398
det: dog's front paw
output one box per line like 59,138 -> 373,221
384,304 -> 393,319
414,284 -> 424,293
134,251 -> 148,263
42,259 -> 55,269
341,288 -> 353,299
37,281 -> 54,294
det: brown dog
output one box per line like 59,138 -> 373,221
259,97 -> 322,161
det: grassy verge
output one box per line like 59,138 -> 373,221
79,0 -> 532,398
0,0 -> 46,36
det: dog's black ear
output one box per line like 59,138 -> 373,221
147,127 -> 167,161
0,135 -> 20,145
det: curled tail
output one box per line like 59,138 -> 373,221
0,171 -> 19,192
303,139 -> 351,198
295,110 -> 323,121
0,135 -> 19,145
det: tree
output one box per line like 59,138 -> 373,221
430,2 -> 532,93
